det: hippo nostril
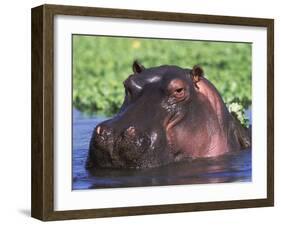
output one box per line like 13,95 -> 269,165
96,126 -> 106,136
95,125 -> 113,139
125,126 -> 136,137
96,126 -> 101,135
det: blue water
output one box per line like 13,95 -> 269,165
72,109 -> 252,190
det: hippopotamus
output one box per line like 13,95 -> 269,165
86,61 -> 251,169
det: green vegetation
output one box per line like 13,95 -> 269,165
73,35 -> 251,127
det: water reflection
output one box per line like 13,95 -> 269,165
72,109 -> 252,190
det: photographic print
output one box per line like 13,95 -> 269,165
32,4 -> 273,220
72,35 -> 252,190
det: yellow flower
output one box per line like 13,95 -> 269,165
132,40 -> 141,49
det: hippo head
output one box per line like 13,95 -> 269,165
86,61 -> 205,169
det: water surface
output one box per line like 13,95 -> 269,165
72,109 -> 251,190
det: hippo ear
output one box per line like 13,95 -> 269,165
132,60 -> 145,74
191,65 -> 204,88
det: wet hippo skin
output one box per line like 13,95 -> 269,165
86,61 -> 251,169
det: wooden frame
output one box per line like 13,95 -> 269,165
31,4 -> 274,221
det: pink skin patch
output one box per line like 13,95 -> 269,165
166,77 -> 230,158
195,77 -> 229,156
196,77 -> 226,125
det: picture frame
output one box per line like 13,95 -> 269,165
31,4 -> 274,221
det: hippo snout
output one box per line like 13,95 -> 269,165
87,124 -> 114,168
115,127 -> 151,163
94,124 -> 114,148
89,124 -> 152,169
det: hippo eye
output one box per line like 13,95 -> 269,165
173,87 -> 185,98
175,88 -> 184,93
167,79 -> 188,101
